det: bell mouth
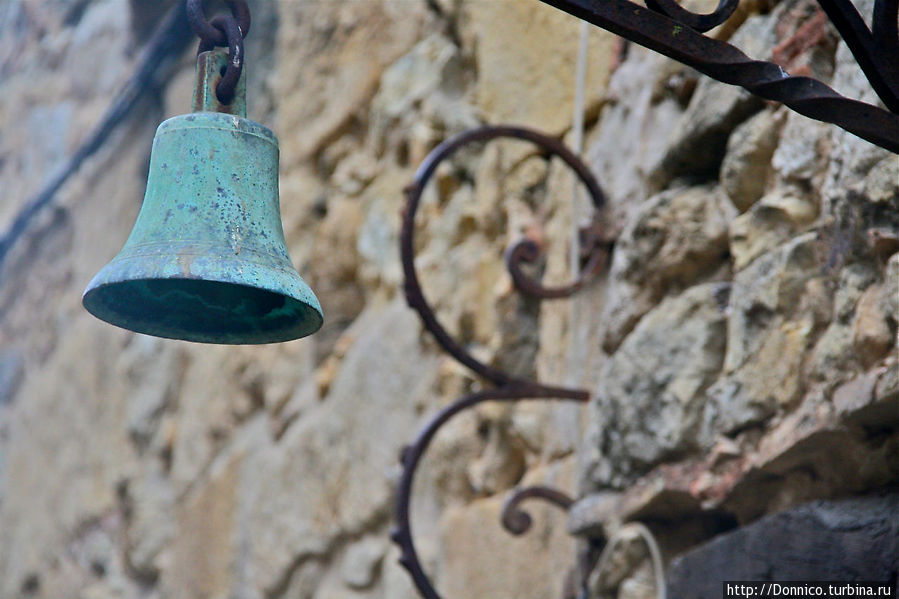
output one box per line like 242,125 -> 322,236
83,278 -> 323,344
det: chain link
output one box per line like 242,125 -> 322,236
186,0 -> 251,105
186,0 -> 250,44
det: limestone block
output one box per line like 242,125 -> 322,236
439,460 -> 577,599
852,284 -> 894,367
720,109 -> 784,212
601,185 -> 734,351
706,315 -> 814,436
167,345 -> 256,491
122,469 -> 176,580
833,263 -> 878,323
340,536 -> 386,590
274,0 -> 429,165
0,322 -> 136,598
238,301 -> 441,593
357,168 -> 419,291
306,195 -> 367,354
589,283 -> 729,487
461,0 -> 616,134
705,234 -> 821,435
0,348 -> 23,406
807,322 -> 857,385
863,155 -> 899,204
369,33 -> 479,161
728,189 -> 817,270
724,233 -> 819,372
833,365 -> 899,429
771,111 -> 831,182
162,447 -> 243,598
587,46 -> 684,212
651,77 -> 762,185
114,336 -> 184,450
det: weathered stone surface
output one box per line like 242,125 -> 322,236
439,460 -> 578,599
589,283 -> 730,487
0,321 -> 136,598
720,109 -> 783,212
369,33 -> 479,164
705,234 -> 820,436
863,155 -> 899,204
651,76 -> 763,185
461,0 -> 616,134
567,492 -> 621,538
162,443 -> 243,598
0,348 -> 23,406
122,467 -> 176,581
667,494 -> 899,596
587,46 -> 686,212
852,283 -> 894,367
728,189 -> 817,270
340,536 -> 387,590
833,363 -> 899,430
771,111 -> 832,182
274,1 -> 429,165
240,301 -> 440,593
601,185 -> 734,351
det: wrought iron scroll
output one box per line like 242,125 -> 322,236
392,125 -> 610,599
538,0 -> 899,154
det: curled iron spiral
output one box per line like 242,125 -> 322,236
400,125 -> 610,387
393,125 -> 609,599
501,486 -> 576,536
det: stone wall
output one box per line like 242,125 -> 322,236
0,1 -> 895,598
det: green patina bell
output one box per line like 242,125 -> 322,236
83,50 -> 323,344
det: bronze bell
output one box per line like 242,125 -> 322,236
83,49 -> 323,344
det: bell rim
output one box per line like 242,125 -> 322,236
83,275 -> 324,344
83,244 -> 323,344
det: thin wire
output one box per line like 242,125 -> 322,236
570,20 -> 589,275
565,20 -> 591,389
594,522 -> 667,599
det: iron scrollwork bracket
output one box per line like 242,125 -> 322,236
394,0 -> 899,594
391,125 -> 610,599
540,0 -> 899,154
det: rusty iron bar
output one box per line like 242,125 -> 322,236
538,0 -> 899,153
186,0 -> 251,44
187,0 -> 250,104
394,125 -> 609,599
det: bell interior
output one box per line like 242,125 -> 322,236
83,278 -> 323,344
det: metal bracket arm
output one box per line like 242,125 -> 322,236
538,0 -> 899,153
